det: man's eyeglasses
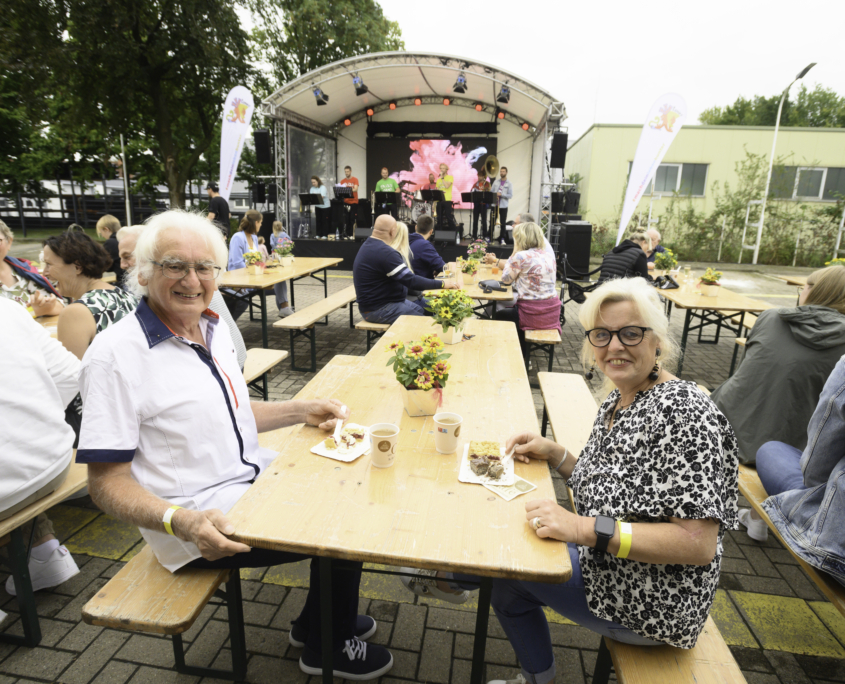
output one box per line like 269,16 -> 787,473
151,261 -> 221,281
585,326 -> 652,348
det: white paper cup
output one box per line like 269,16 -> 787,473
369,423 -> 399,468
433,412 -> 463,454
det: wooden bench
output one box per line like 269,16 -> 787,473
729,337 -> 747,377
525,329 -> 562,373
737,464 -> 845,618
355,320 -> 391,351
536,373 -> 746,684
729,312 -> 758,332
0,462 -> 88,647
82,545 -> 247,680
273,285 -> 357,372
242,348 -> 289,400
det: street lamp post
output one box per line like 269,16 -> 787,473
753,62 -> 816,265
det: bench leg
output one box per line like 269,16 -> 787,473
546,344 -> 555,373
349,301 -> 355,329
171,574 -> 247,681
0,526 -> 42,647
593,638 -> 613,684
541,405 -> 548,438
320,557 -> 334,684
289,328 -> 317,373
729,342 -> 742,377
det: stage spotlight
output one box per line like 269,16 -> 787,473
389,101 -> 397,110
453,73 -> 467,94
313,87 -> 329,106
496,85 -> 510,104
443,98 -> 451,106
414,97 -> 422,106
352,75 -> 368,96
496,109 -> 505,120
344,118 -> 352,126
474,103 -> 483,112
366,107 -> 374,117
522,122 -> 530,131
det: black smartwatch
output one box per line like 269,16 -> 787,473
594,515 -> 616,553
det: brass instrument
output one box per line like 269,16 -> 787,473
483,155 -> 501,227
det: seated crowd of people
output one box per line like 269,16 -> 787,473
1,209 -> 844,684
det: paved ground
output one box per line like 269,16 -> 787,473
3,260 -> 845,684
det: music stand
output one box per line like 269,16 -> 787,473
333,185 -> 353,199
374,191 -> 400,206
298,193 -> 322,238
420,190 -> 445,203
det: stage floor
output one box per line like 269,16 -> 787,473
293,237 -> 512,270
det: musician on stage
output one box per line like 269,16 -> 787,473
420,173 -> 438,191
338,166 -> 359,239
471,169 -> 491,240
374,167 -> 399,220
435,163 -> 456,234
490,166 -> 514,244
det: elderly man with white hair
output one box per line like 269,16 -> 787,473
78,210 -> 394,680
645,228 -> 665,270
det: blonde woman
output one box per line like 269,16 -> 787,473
389,222 -> 413,271
493,222 -> 560,358
269,220 -> 294,316
402,278 -> 740,683
597,231 -> 652,283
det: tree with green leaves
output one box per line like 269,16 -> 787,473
699,84 -> 845,128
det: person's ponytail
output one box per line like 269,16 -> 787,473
239,209 -> 262,234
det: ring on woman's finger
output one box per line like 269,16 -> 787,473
532,516 -> 542,530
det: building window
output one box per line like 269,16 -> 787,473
824,168 -> 845,201
628,162 -> 708,197
771,166 -> 843,201
795,167 -> 826,199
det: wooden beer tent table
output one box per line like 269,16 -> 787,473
220,257 -> 342,347
226,316 -> 570,683
659,287 -> 773,374
425,265 -> 515,318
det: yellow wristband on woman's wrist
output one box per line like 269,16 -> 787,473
162,505 -> 183,536
616,521 -> 633,559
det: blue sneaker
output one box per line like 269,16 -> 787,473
299,637 -> 393,680
289,614 -> 377,648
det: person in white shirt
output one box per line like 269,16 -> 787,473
77,210 -> 393,680
0,298 -> 81,595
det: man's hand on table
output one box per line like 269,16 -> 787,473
173,508 -> 251,560
303,398 -> 348,431
442,281 -> 460,290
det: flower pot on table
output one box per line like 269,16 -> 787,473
701,283 -> 720,297
400,386 -> 441,417
441,325 -> 465,345
280,255 -> 293,267
246,264 -> 265,275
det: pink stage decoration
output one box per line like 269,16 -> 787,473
393,140 -> 488,209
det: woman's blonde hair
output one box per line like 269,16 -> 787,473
513,222 -> 544,253
628,231 -> 652,251
272,220 -> 285,236
805,265 -> 845,315
390,222 -> 413,271
238,209 -> 262,235
578,277 -> 678,393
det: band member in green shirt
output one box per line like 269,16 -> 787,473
374,167 -> 400,219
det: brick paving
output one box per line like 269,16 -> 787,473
3,264 -> 845,683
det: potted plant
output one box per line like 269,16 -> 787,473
653,248 -> 678,277
244,250 -> 266,275
425,289 -> 475,344
699,267 -> 722,296
385,335 -> 452,416
457,256 -> 480,283
273,236 -> 295,266
825,258 -> 845,267
467,239 -> 488,261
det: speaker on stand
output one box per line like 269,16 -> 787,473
356,199 -> 373,228
253,129 -> 273,166
252,182 -> 266,205
562,221 -> 592,274
550,132 -> 568,169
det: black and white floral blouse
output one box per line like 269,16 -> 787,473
567,380 -> 739,649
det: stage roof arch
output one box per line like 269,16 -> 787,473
261,51 -> 566,135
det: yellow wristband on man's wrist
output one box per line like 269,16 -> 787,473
616,521 -> 633,559
162,505 -> 183,536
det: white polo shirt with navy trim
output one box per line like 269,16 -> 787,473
77,298 -> 276,571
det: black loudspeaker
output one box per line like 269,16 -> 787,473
354,227 -> 373,240
253,129 -> 273,166
434,230 -> 459,243
549,132 -> 568,169
356,199 -> 372,228
268,183 -> 277,204
252,182 -> 265,204
315,206 -> 332,237
564,191 -> 580,214
551,192 -> 565,213
562,221 -> 592,274
330,200 -> 345,232
259,212 -> 275,245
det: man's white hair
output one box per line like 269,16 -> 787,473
646,227 -> 662,242
116,224 -> 145,242
126,210 -> 228,298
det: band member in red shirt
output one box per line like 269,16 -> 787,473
338,166 -> 359,239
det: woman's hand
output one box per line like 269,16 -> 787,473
484,253 -> 497,265
172,508 -> 251,561
505,432 -> 558,463
525,499 -> 581,543
31,290 -> 63,317
304,399 -> 348,431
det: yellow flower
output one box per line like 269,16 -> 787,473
386,341 -> 403,352
432,361 -> 450,378
438,306 -> 452,319
407,344 -> 425,359
415,369 -> 434,390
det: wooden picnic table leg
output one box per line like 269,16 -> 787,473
224,572 -> 248,680
259,288 -> 268,348
592,638 -> 613,684
676,309 -> 693,375
319,557 -> 334,684
290,277 -> 296,310
469,577 -> 493,684
2,526 -> 41,647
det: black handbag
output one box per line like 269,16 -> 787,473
478,279 -> 507,293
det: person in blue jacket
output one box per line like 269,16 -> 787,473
408,215 -> 446,280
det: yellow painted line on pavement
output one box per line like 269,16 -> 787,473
810,602 -> 845,647
710,590 -> 758,648
731,591 -> 845,657
64,513 -> 144,560
328,274 -> 353,279
48,505 -> 101,541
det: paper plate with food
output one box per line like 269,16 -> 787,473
458,440 -> 515,486
310,423 -> 370,463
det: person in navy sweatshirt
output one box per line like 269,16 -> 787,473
353,215 -> 459,324
408,215 -> 447,280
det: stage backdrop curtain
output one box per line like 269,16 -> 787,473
288,126 -> 337,238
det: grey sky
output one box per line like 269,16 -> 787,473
378,0 -> 843,141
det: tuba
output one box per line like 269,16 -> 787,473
483,155 -> 499,179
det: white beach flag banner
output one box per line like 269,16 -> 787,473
219,86 -> 255,203
616,93 -> 687,245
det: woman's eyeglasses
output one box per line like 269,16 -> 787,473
585,326 -> 652,348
